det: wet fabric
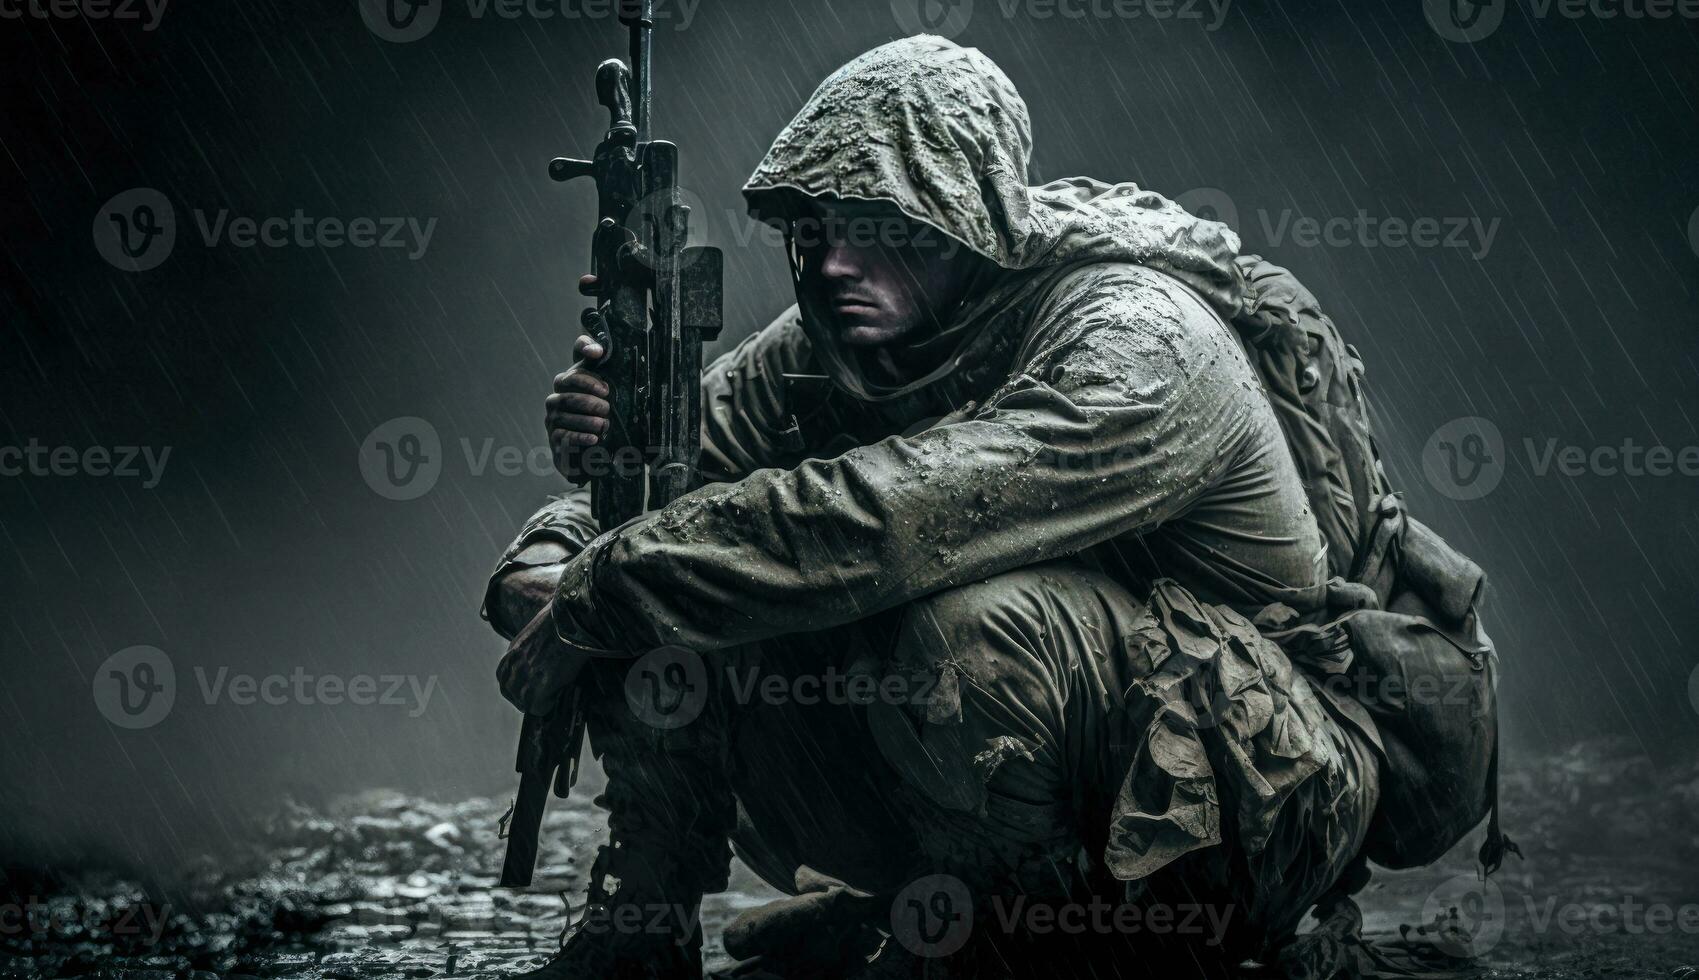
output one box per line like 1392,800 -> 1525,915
741,36 -> 1245,407
535,261 -> 1327,656
863,562 -> 1375,952
486,32 -> 1380,939
575,562 -> 1376,965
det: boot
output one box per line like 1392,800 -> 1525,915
515,840 -> 707,980
720,867 -> 885,977
516,657 -> 735,979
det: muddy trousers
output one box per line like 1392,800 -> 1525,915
582,560 -> 1380,969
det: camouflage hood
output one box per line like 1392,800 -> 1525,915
742,34 -> 1247,401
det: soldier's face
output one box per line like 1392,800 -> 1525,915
793,200 -> 977,348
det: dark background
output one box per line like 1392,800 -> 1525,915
2,0 -> 1696,880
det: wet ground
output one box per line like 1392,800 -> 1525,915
4,737 -> 1696,979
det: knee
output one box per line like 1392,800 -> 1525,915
892,571 -> 1040,679
888,563 -> 1128,693
869,563 -> 1137,816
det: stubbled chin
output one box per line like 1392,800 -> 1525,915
837,321 -> 900,347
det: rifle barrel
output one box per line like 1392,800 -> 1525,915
499,763 -> 551,887
628,0 -> 653,141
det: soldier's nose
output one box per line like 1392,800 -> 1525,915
819,244 -> 863,282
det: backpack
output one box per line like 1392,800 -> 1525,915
1229,255 -> 1518,874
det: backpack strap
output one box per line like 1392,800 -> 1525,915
1477,709 -> 1524,877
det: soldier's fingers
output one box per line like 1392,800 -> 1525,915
547,413 -> 609,436
553,369 -> 609,397
546,391 -> 610,417
573,333 -> 607,362
548,429 -> 587,464
551,427 -> 600,448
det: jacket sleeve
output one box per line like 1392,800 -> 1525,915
479,309 -> 814,625
551,265 -> 1264,654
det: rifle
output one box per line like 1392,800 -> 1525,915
498,0 -> 723,889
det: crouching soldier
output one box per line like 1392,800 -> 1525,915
486,35 -> 1505,980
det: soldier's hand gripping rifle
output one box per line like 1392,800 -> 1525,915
498,0 -> 723,889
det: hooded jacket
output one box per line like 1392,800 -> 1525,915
495,35 -> 1327,656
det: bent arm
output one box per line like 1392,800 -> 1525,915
482,310 -> 816,638
551,269 -> 1259,653
480,496 -> 594,640
485,541 -> 571,639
